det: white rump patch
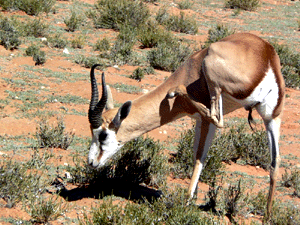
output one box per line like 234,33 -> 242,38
237,66 -> 279,120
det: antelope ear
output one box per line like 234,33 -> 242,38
105,85 -> 114,110
112,101 -> 132,128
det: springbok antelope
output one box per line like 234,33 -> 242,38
88,33 -> 285,217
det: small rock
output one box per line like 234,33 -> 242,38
65,172 -> 72,179
142,89 -> 149,94
63,48 -> 70,54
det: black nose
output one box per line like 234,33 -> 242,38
88,159 -> 94,167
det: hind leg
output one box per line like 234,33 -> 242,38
264,116 -> 281,218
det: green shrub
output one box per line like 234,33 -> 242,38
64,9 -> 85,32
213,123 -> 270,169
270,200 -> 300,224
19,0 -> 56,15
270,41 -> 300,89
109,25 -> 137,65
171,121 -> 270,185
177,0 -> 194,9
130,67 -> 145,81
24,195 -> 69,224
0,0 -> 56,15
156,8 -> 198,34
169,12 -> 198,34
35,117 -> 74,149
171,126 -> 225,185
223,179 -> 245,222
91,0 -> 150,30
94,37 -> 110,51
33,50 -> 46,65
79,187 -> 218,225
22,18 -> 49,37
25,44 -> 46,65
0,159 -> 45,208
111,136 -> 169,187
48,34 -> 69,49
0,17 -> 21,50
74,55 -> 105,68
201,178 -> 223,212
147,40 -> 192,72
281,168 -> 300,197
138,21 -> 174,48
71,35 -> 86,49
203,23 -> 235,48
225,0 -> 260,11
142,0 -> 158,2
68,136 -> 169,189
143,66 -> 155,75
25,44 -> 40,56
0,0 -> 18,10
248,190 -> 267,216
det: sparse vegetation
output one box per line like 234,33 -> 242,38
23,18 -> 49,37
47,34 -> 69,49
270,41 -> 300,89
177,0 -> 194,10
71,35 -> 86,49
0,0 -> 56,15
79,187 -> 217,225
67,136 -> 169,189
64,9 -> 85,32
109,25 -> 137,65
35,117 -> 74,149
223,179 -> 245,223
0,17 -> 21,50
74,55 -> 104,68
156,8 -> 198,34
281,167 -> 300,197
26,44 -> 47,65
203,23 -> 235,48
171,121 -> 270,185
94,37 -> 111,51
225,0 -> 260,11
0,0 -> 299,224
91,0 -> 150,30
130,67 -> 145,81
138,20 -> 174,48
0,159 -> 46,208
33,49 -> 46,65
25,195 -> 69,224
148,39 -> 192,72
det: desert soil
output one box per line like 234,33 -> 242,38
0,0 -> 300,224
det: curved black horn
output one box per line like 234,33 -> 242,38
88,64 -> 108,128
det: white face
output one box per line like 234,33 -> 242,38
88,127 -> 122,168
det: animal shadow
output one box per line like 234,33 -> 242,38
51,178 -> 162,203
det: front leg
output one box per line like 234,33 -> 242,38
188,119 -> 217,199
167,85 -> 223,128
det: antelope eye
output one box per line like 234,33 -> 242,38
99,131 -> 108,144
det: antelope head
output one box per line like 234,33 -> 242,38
88,64 -> 132,168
